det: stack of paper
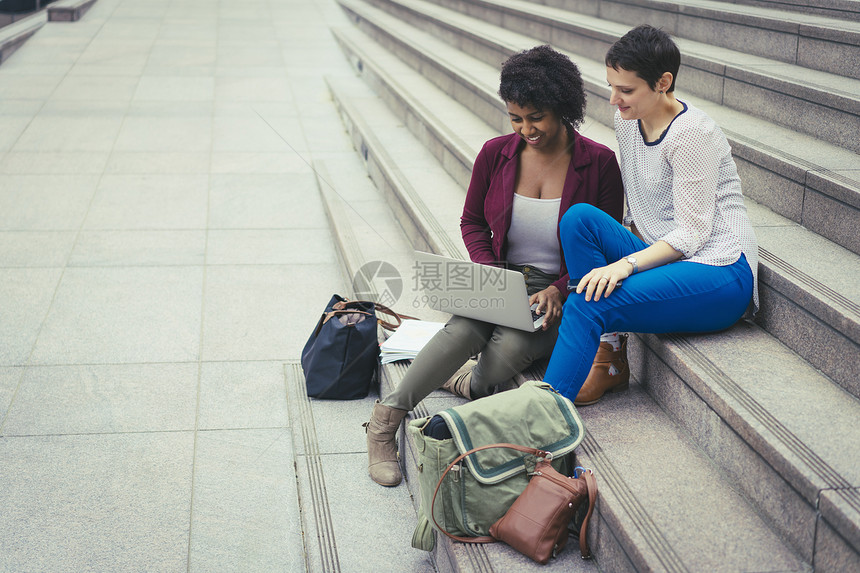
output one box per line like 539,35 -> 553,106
380,320 -> 446,364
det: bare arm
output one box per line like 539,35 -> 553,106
576,240 -> 683,302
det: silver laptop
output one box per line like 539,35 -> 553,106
412,251 -> 544,332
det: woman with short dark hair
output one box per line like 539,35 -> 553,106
543,25 -> 759,404
364,45 -> 625,487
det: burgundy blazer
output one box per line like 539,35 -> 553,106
460,131 -> 624,299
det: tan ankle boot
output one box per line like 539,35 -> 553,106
441,366 -> 473,400
574,335 -> 630,406
364,401 -> 408,486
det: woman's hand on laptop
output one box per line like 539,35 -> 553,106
529,286 -> 562,330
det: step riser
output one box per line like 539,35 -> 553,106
462,0 -> 860,78
357,0 -> 860,256
429,0 -> 860,152
815,518 -> 860,572
332,88 -> 467,259
726,0 -> 860,22
341,6 -> 511,133
757,273 -> 860,398
333,34 -> 476,190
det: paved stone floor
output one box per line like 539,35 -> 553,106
0,1 -> 432,570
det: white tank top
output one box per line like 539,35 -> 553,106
506,194 -> 562,274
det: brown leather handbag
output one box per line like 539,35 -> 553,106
489,458 -> 598,564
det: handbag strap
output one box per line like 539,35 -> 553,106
570,468 -> 597,559
430,442 -> 549,544
313,309 -> 374,337
372,301 -> 419,331
333,298 -> 419,331
531,460 -> 598,559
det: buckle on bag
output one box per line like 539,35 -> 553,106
528,451 -> 553,475
573,466 -> 594,478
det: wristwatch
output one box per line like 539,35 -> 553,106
626,256 -> 638,274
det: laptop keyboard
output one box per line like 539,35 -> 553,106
530,303 -> 546,329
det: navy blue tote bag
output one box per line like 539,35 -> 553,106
302,295 -> 409,400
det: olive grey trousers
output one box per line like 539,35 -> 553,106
381,267 -> 559,411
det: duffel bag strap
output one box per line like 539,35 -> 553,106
430,443 -> 549,544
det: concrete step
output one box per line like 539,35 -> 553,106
454,0 -> 860,79
337,0 -> 860,260
419,0 -> 860,152
392,364 -> 811,573
720,0 -> 860,22
331,7 -> 860,402
328,76 -> 468,261
324,14 -> 860,561
332,25 -> 499,191
321,76 -> 808,571
47,0 -> 98,22
628,325 -> 860,568
0,9 -> 45,65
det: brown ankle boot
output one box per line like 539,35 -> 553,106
441,366 -> 473,400
364,401 -> 408,486
574,335 -> 630,406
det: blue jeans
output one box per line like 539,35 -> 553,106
544,204 -> 754,401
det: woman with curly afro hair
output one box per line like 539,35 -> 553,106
498,44 -> 587,136
364,45 -> 625,487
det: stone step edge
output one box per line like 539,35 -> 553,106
727,0 -> 860,22
329,19 -> 860,400
47,0 -> 97,21
0,10 -> 46,65
465,0 -> 860,79
327,75 -> 468,260
643,328 -> 860,560
284,361 -> 343,573
331,26 -> 487,190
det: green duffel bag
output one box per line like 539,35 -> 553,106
409,380 -> 585,551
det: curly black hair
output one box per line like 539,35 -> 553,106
499,45 -> 586,130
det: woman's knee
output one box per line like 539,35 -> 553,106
439,316 -> 492,351
487,328 -> 535,361
560,203 -> 603,238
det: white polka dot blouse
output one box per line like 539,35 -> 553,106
616,101 -> 759,313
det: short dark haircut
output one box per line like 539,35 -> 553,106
605,25 -> 681,93
499,45 -> 586,130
